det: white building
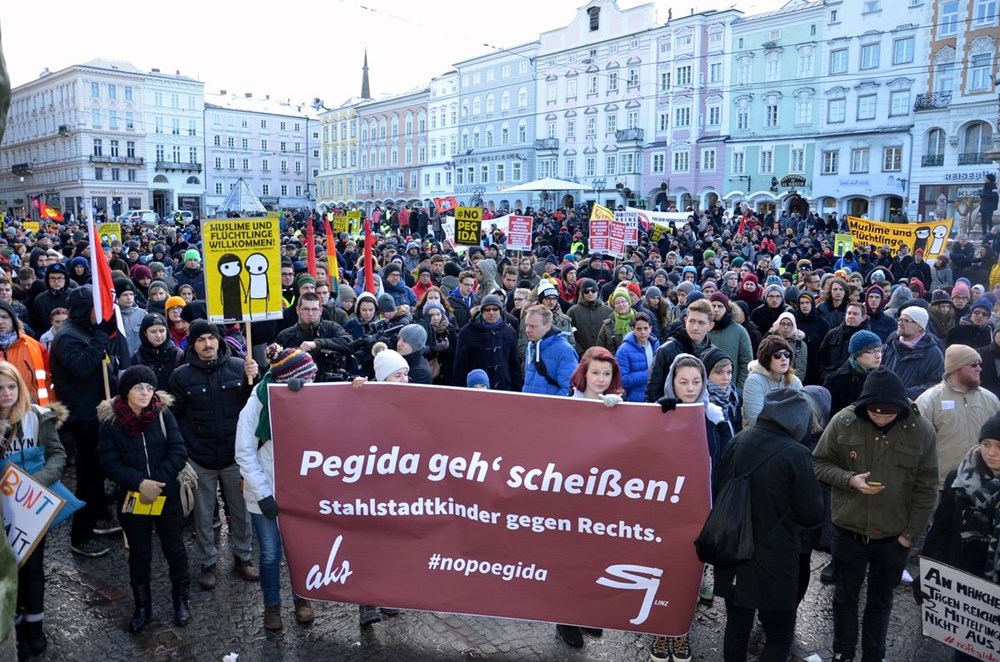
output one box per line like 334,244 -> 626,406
144,68 -> 206,217
811,0 -> 930,221
534,0 -> 658,209
421,71 -> 459,206
203,91 -> 317,215
0,59 -> 148,221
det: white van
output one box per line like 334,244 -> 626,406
124,210 -> 160,226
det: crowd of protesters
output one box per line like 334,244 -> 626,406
0,196 -> 997,662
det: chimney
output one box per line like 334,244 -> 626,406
176,69 -> 180,75
220,89 -> 227,95
245,92 -> 252,98
151,68 -> 160,73
265,95 -> 270,100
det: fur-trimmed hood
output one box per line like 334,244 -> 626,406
33,401 -> 69,430
96,391 -> 174,423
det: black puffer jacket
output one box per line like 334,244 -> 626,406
130,336 -> 184,392
167,341 -> 252,469
97,393 -> 187,502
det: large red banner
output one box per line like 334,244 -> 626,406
271,384 -> 711,636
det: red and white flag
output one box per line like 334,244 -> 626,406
87,217 -> 123,333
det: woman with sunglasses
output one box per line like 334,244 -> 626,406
742,336 -> 802,427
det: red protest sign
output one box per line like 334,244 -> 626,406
609,219 -> 627,258
271,384 -> 711,636
588,220 -> 610,254
507,215 -> 533,252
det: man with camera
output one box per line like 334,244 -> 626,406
275,293 -> 357,382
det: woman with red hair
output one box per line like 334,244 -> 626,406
555,346 -> 623,650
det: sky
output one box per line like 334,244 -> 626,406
2,0 -> 786,105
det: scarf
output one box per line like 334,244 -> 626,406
706,380 -> 740,426
0,331 -> 17,350
113,394 -> 163,437
431,315 -> 450,334
899,331 -> 925,350
848,357 -> 874,376
610,301 -> 635,338
254,373 -> 276,442
951,446 -> 1000,583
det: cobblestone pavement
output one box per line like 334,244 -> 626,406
35,470 -> 954,661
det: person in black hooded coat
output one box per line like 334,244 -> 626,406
713,389 -> 823,662
794,292 -> 831,386
129,313 -> 184,391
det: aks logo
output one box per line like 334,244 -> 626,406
596,564 -> 663,625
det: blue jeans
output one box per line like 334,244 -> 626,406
251,513 -> 283,607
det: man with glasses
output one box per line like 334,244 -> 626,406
813,367 -> 938,662
567,278 -> 612,351
452,292 -> 522,392
279,260 -> 297,308
882,306 -> 945,399
275,293 -> 355,381
917,345 -> 1000,490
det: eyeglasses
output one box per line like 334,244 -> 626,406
967,361 -> 984,368
771,350 -> 792,359
862,348 -> 883,356
130,384 -> 156,393
482,307 -> 501,313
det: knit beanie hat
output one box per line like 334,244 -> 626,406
731,257 -> 745,268
423,301 -> 446,318
376,293 -> 396,313
373,346 -> 409,382
625,282 -> 642,299
848,330 -> 882,358
383,263 -> 402,277
149,261 -> 166,274
165,295 -> 186,312
900,305 -> 929,330
188,319 -> 221,343
577,277 -> 598,292
140,313 -> 168,335
703,249 -> 716,260
480,294 -> 504,310
265,343 -> 318,383
644,286 -> 663,299
979,412 -> 1000,442
930,289 -> 950,305
398,324 -> 427,352
130,264 -> 152,281
952,283 -> 971,299
763,283 -> 785,299
971,297 -> 993,313
710,291 -> 730,307
118,365 -> 159,399
183,249 -> 200,262
296,274 -> 316,292
944,344 -> 981,375
677,281 -> 695,295
466,369 -> 490,389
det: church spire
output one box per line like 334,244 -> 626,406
361,49 -> 371,100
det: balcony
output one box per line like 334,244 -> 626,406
155,161 -> 203,172
913,92 -> 952,111
958,152 -> 990,165
921,154 -> 944,167
11,163 -> 31,176
89,155 -> 144,165
615,128 -> 645,143
532,138 -> 559,151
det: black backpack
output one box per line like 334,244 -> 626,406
694,443 -> 786,567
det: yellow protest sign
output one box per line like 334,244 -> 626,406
590,203 -> 615,221
847,217 -> 954,259
834,233 -> 854,257
22,222 -> 40,234
97,223 -> 121,244
266,211 -> 281,219
203,219 -> 283,323
333,216 -> 349,234
455,207 -> 482,222
455,208 -> 482,246
346,210 -> 362,235
649,222 -> 670,244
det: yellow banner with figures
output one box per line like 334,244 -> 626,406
346,210 -> 362,235
203,218 -> 283,324
590,203 -> 615,221
846,217 -> 954,259
22,222 -> 40,234
97,223 -> 121,244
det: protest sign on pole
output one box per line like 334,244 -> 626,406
202,218 -> 283,323
455,207 -> 482,246
23,222 -> 40,234
332,216 -> 349,235
617,210 -> 639,246
271,384 -> 711,636
97,223 -> 121,244
1,464 -> 65,567
506,215 -> 533,252
834,233 -> 854,257
347,210 -> 362,235
919,557 -> 1000,661
609,218 -> 627,258
847,217 -> 954,259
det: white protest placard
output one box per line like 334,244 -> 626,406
919,557 -> 1000,661
507,215 -> 533,252
1,464 -> 66,567
616,211 -> 639,246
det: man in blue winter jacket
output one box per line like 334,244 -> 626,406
522,304 -> 578,396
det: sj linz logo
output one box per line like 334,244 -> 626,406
596,564 -> 664,625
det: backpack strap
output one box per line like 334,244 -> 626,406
735,442 -> 788,479
159,411 -> 166,438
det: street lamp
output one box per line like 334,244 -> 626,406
731,175 -> 752,193
472,185 -> 485,206
592,178 -> 606,195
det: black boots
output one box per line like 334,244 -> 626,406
15,619 -> 47,660
172,579 -> 192,627
129,584 -> 152,632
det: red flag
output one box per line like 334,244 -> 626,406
433,196 -> 458,214
87,216 -> 119,329
33,197 -> 63,222
306,217 -> 317,277
364,217 -> 375,295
